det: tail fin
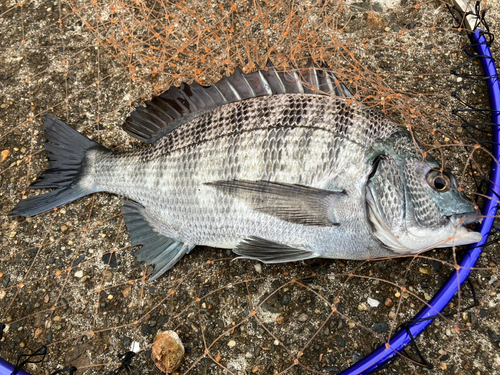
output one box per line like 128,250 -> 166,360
9,115 -> 109,217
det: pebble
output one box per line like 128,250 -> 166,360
353,351 -> 365,363
372,322 -> 389,333
228,340 -> 236,347
1,149 -> 11,163
53,316 -> 61,322
418,267 -> 431,275
254,263 -> 262,273
123,336 -> 132,347
61,225 -> 68,232
276,316 -> 285,325
152,331 -> 185,373
357,303 -> 368,311
367,298 -> 379,307
282,294 -> 291,305
384,298 -> 393,307
298,313 -> 308,322
488,328 -> 500,343
348,322 -> 355,329
34,328 -> 43,339
251,366 -> 259,373
336,336 -> 345,348
74,270 -> 83,278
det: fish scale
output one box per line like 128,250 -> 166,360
9,60 -> 481,280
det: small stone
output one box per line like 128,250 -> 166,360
122,286 -> 132,298
34,328 -> 43,339
367,298 -> 379,307
348,322 -> 355,329
254,263 -> 262,273
273,339 -> 280,345
298,313 -> 308,322
61,225 -> 68,233
9,231 -> 16,238
353,351 -> 365,363
123,336 -> 132,348
276,316 -> 285,325
19,342 -> 25,348
419,267 -> 431,275
53,316 -> 61,322
358,303 -> 368,311
74,270 -> 83,278
152,330 -> 184,373
394,292 -> 401,298
103,270 -> 113,282
439,362 -> 447,370
336,336 -> 345,347
1,150 -> 11,163
0,290 -> 5,300
372,322 -> 389,333
384,27 -> 390,32
228,340 -> 236,348
252,366 -> 259,373
457,77 -> 463,83
384,298 -> 393,308
282,294 -> 291,305
488,328 -> 500,343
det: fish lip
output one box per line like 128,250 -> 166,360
448,211 -> 482,227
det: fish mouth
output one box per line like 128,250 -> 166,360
448,211 -> 482,227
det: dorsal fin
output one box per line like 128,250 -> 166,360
123,59 -> 353,144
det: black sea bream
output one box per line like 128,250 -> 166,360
9,60 -> 482,280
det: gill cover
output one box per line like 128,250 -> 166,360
366,154 -> 482,254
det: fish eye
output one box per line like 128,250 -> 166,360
427,171 -> 451,192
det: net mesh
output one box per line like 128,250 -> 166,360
1,0 -> 500,374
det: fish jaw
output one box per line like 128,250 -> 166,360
435,226 -> 483,248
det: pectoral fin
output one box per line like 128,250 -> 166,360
234,236 -> 319,263
205,180 -> 345,226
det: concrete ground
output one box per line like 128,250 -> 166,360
1,1 -> 499,374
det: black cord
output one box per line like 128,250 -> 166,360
107,351 -> 136,375
50,366 -> 78,375
12,346 -> 47,375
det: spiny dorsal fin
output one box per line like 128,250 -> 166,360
123,59 -> 353,144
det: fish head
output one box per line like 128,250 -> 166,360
366,154 -> 482,254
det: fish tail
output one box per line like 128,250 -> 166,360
8,115 -> 109,217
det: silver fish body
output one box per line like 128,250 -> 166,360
10,61 -> 482,280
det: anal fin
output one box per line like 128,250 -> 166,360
234,236 -> 319,263
121,201 -> 194,280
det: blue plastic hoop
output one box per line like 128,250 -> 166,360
339,29 -> 500,375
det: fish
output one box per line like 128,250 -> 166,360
9,59 -> 482,280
